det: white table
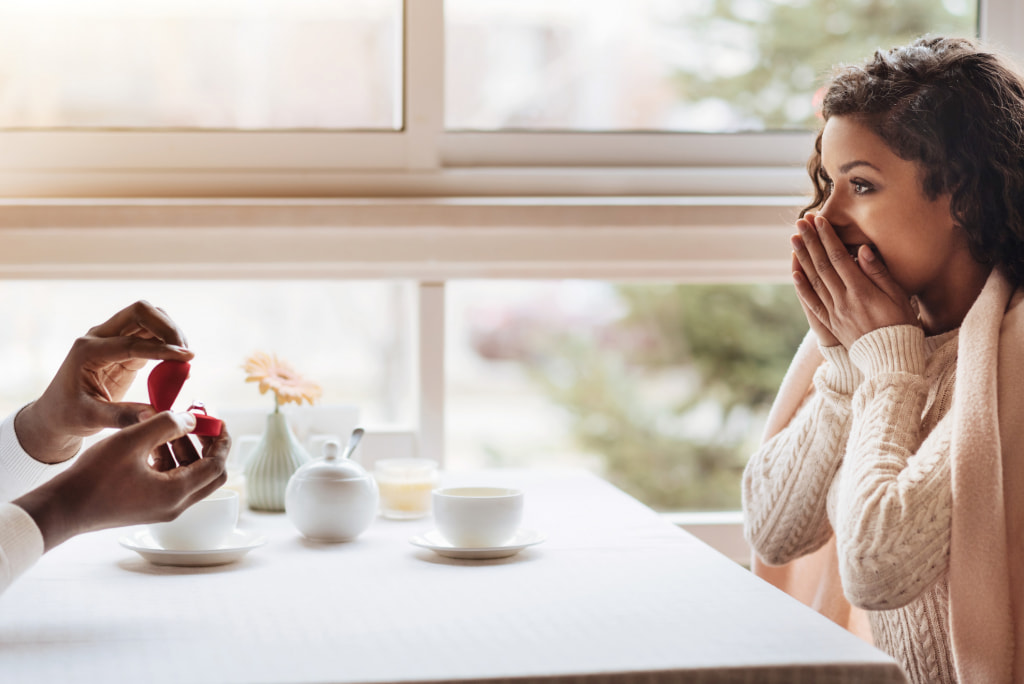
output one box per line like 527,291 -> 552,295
0,469 -> 906,683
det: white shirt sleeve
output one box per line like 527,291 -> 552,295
0,408 -> 81,595
0,408 -> 74,503
0,502 -> 44,595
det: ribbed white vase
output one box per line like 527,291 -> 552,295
244,411 -> 310,511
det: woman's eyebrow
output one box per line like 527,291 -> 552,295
839,160 -> 881,174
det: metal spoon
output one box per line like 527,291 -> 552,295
340,427 -> 365,460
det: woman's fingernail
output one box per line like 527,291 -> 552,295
815,216 -> 826,230
180,413 -> 197,429
137,407 -> 156,422
862,246 -> 876,262
790,235 -> 802,250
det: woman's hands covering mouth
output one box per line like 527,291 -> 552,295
790,212 -> 920,349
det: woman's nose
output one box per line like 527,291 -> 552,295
818,191 -> 845,228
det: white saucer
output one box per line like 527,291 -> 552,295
119,529 -> 266,567
409,529 -> 545,560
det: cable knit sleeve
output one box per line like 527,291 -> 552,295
743,343 -> 861,565
835,324 -> 952,610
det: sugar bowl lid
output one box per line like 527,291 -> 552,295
292,435 -> 370,482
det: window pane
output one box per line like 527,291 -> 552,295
447,280 -> 807,512
0,280 -> 414,454
0,0 -> 402,130
446,0 -> 978,132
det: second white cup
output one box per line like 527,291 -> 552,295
433,486 -> 523,548
149,488 -> 239,551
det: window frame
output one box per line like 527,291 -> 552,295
0,0 -> 1011,197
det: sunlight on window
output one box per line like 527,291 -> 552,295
0,0 -> 402,129
0,280 -> 414,425
446,0 -> 978,132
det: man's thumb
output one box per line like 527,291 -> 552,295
123,411 -> 196,447
108,402 -> 158,428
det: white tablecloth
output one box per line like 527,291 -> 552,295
0,469 -> 906,683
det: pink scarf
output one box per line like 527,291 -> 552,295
752,268 -> 1024,682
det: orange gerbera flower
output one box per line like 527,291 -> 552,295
243,351 -> 322,409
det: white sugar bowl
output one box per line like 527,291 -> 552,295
285,437 -> 379,542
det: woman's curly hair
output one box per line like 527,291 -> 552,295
804,36 -> 1024,285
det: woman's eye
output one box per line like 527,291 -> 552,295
851,179 -> 874,195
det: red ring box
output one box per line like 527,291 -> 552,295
147,360 -> 223,437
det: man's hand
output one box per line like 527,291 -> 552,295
15,301 -> 195,463
13,412 -> 230,552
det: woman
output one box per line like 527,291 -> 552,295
742,36 -> 1024,683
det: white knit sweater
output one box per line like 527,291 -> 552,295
744,324 -> 960,684
0,409 -> 62,596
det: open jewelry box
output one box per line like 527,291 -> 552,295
147,360 -> 223,437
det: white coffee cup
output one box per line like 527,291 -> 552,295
432,486 -> 523,548
149,488 -> 239,551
